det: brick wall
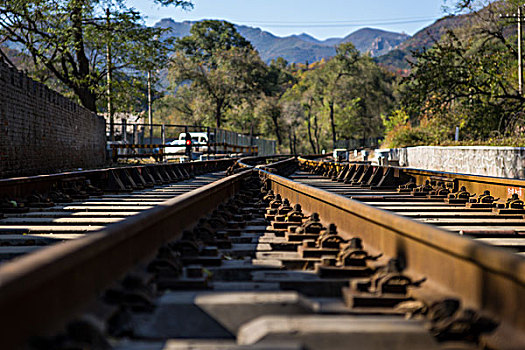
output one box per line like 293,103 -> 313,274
0,61 -> 106,178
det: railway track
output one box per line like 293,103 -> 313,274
0,156 -> 524,349
0,160 -> 234,262
294,158 -> 525,256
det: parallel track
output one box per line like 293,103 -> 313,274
0,156 -> 523,349
0,171 -> 227,262
290,170 -> 525,255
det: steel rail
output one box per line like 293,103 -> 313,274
400,167 -> 525,202
259,169 -> 525,348
236,155 -> 293,169
255,157 -> 297,172
0,159 -> 235,198
0,169 -> 252,348
235,154 -> 323,170
297,157 -> 525,201
2,155 -> 523,348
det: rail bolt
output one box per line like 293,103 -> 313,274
506,193 -> 524,209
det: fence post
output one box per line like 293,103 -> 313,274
207,126 -> 211,158
215,128 -> 219,155
161,124 -> 166,162
133,124 -> 138,144
121,118 -> 127,143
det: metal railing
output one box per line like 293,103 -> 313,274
106,122 -> 277,157
335,138 -> 382,150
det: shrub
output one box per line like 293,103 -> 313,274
381,109 -> 433,148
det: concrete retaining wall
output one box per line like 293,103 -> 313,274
376,146 -> 525,179
0,61 -> 106,178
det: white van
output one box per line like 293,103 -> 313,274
165,132 -> 210,155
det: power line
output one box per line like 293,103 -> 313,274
232,16 -> 439,25
250,18 -> 438,28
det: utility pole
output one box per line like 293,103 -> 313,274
501,5 -> 524,95
519,6 -> 523,96
106,8 -> 114,141
147,71 -> 153,144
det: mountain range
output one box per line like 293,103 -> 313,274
375,13 -> 471,74
0,14 -> 469,76
155,19 -> 410,64
156,15 -> 472,74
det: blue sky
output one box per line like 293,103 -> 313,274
128,0 -> 448,39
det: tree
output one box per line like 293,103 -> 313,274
350,56 -> 394,143
292,43 -> 393,149
282,68 -> 322,153
317,43 -> 360,148
169,20 -> 267,128
256,96 -> 284,145
175,20 -> 252,65
0,0 -> 191,111
258,57 -> 296,146
400,1 -> 525,141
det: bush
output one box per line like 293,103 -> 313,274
381,109 -> 525,148
382,124 -> 433,148
381,109 -> 434,148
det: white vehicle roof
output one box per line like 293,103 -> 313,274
179,132 -> 208,138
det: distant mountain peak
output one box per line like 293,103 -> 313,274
340,28 -> 410,57
290,33 -> 321,44
376,12 -> 472,74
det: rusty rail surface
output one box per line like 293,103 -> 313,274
235,155 -> 324,174
0,169 -> 251,348
298,157 -> 525,203
235,154 -> 325,169
235,155 -> 292,169
0,159 -> 236,199
400,167 -> 525,203
2,155 -> 525,348
269,163 -> 525,348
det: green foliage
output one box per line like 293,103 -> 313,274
381,109 -> 408,134
175,20 -> 252,65
390,0 -> 525,146
168,22 -> 395,152
314,44 -> 393,147
386,126 -> 433,148
381,109 -> 433,148
0,0 -> 185,111
275,42 -> 395,153
170,43 -> 268,128
1,4 -> 398,152
155,0 -> 193,7
168,19 -> 301,147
